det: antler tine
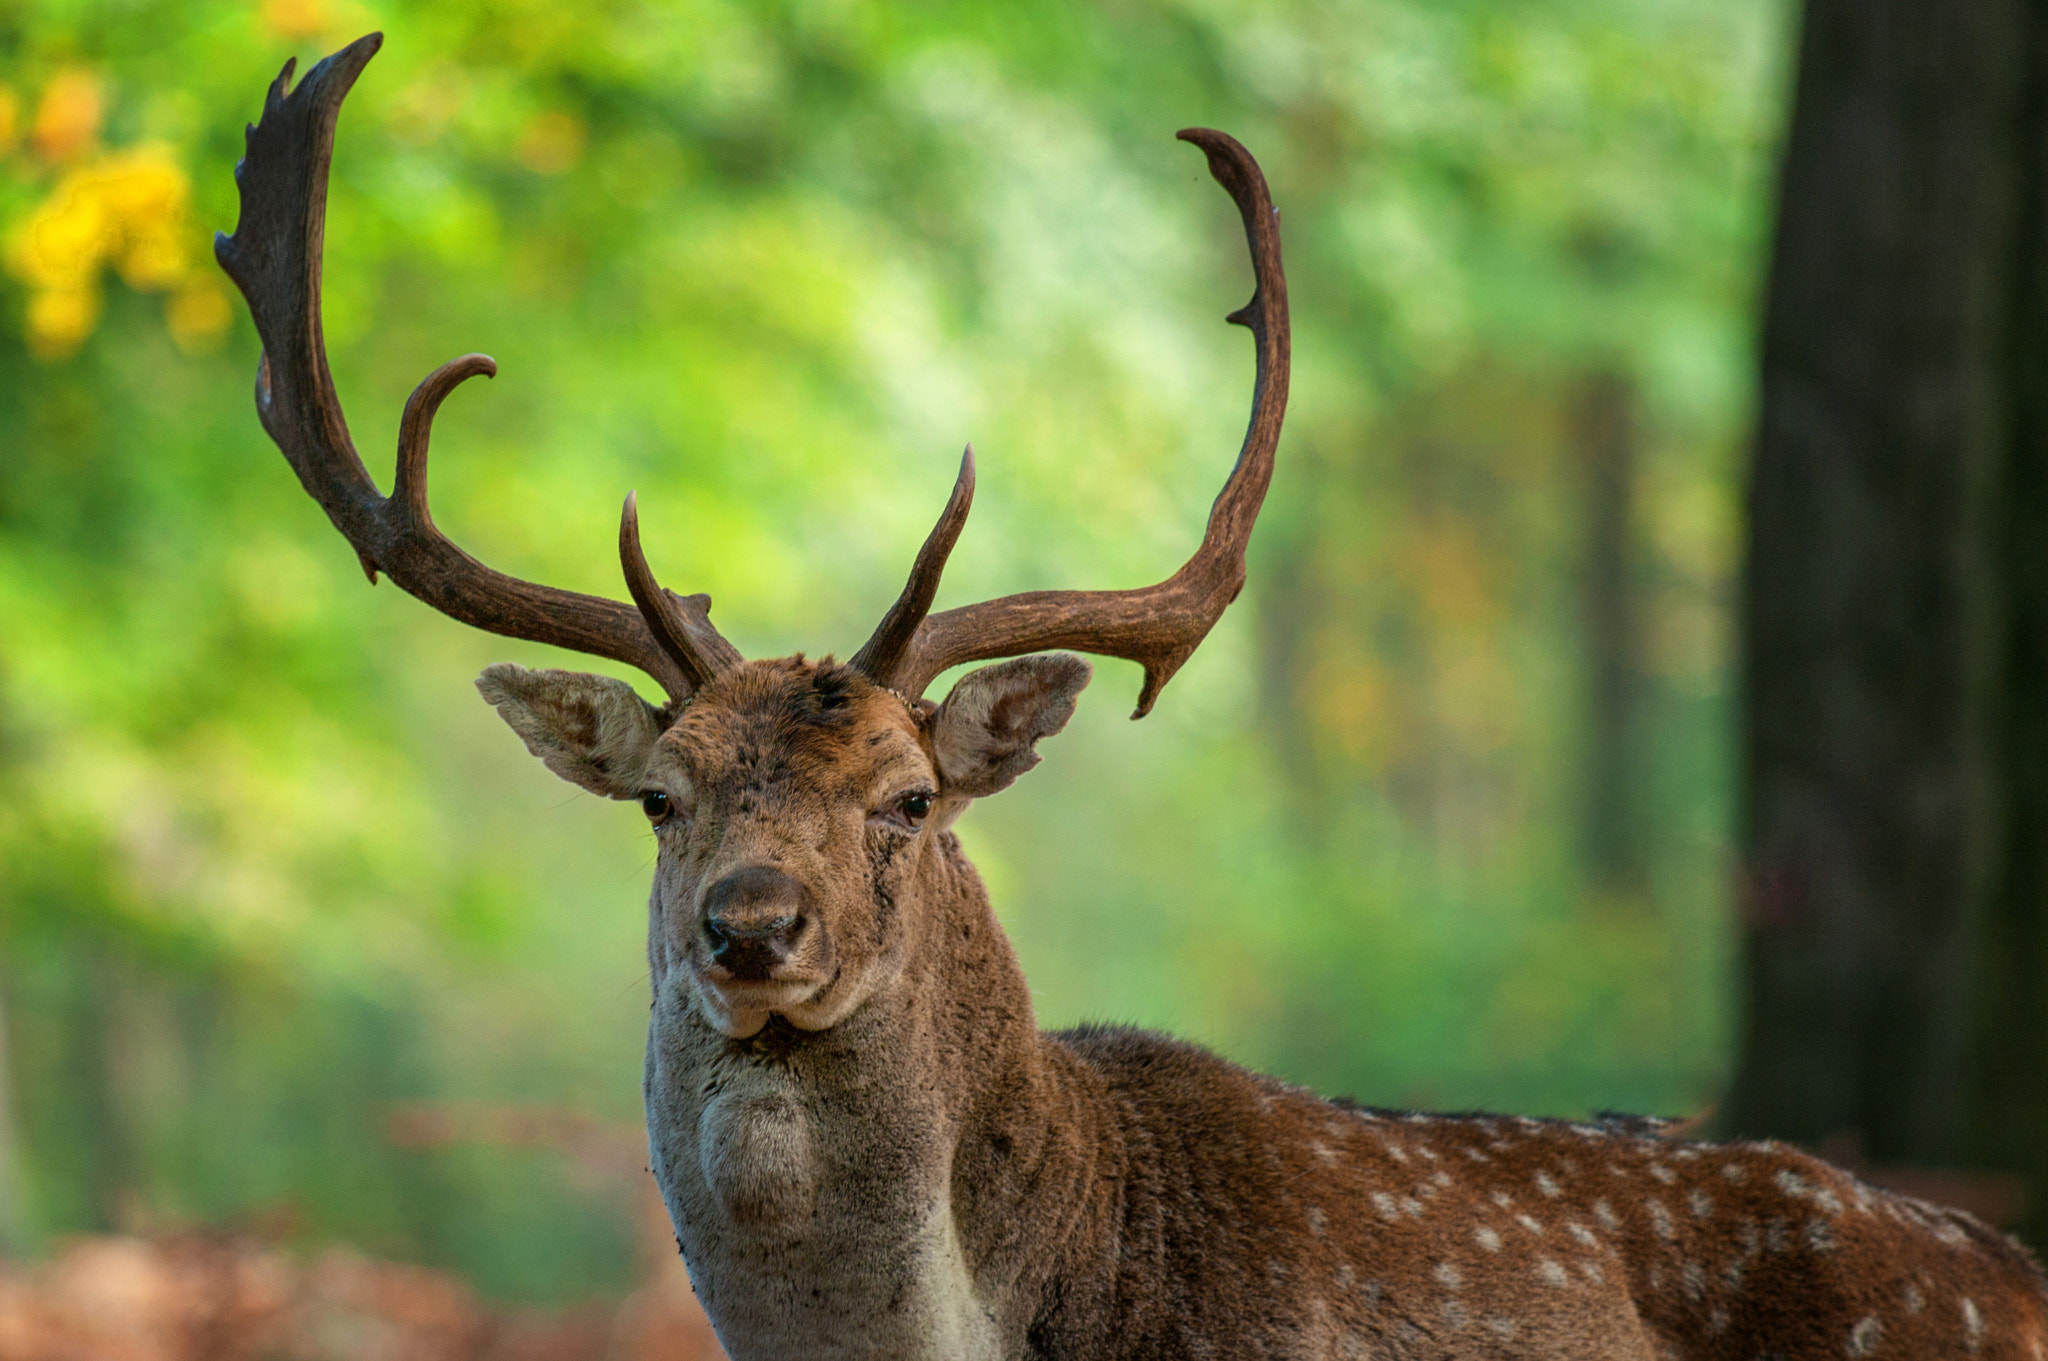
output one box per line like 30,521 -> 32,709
620,493 -> 744,692
850,446 -> 976,684
871,128 -> 1289,718
215,34 -> 735,704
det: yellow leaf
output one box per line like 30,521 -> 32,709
517,111 -> 586,174
261,0 -> 331,41
32,68 -> 102,164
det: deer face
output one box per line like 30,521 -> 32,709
477,653 -> 1090,1038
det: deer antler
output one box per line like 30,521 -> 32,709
852,128 -> 1289,717
214,34 -> 740,703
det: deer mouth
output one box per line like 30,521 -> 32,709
693,962 -> 842,1039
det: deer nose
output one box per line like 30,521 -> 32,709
701,865 -> 811,980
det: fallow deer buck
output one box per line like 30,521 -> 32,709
220,33 -> 2048,1361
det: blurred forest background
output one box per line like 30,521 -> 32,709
0,0 -> 1790,1328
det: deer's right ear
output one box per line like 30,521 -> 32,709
475,663 -> 667,799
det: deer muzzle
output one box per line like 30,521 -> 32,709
701,865 -> 815,983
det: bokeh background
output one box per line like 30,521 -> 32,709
0,0 -> 1887,1348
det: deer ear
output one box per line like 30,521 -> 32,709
929,654 -> 1092,799
475,663 -> 667,799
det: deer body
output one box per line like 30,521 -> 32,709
218,34 -> 2048,1361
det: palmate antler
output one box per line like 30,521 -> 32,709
219,35 -> 1288,718
215,34 -> 739,703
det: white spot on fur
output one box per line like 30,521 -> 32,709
1517,1214 -> 1545,1235
1806,1219 -> 1835,1253
1417,1146 -> 1441,1161
1431,1170 -> 1453,1189
1902,1282 -> 1922,1314
1406,1113 -> 1434,1125
1491,1190 -> 1515,1209
1487,1317 -> 1517,1341
1689,1189 -> 1713,1219
1313,1141 -> 1337,1164
1647,1201 -> 1676,1240
1474,1226 -> 1502,1252
1516,1116 -> 1543,1129
1442,1299 -> 1470,1330
1848,1315 -> 1883,1356
1433,1262 -> 1463,1290
1963,1297 -> 1983,1350
1463,1147 -> 1493,1164
1570,1123 -> 1605,1138
1402,1197 -> 1425,1218
1594,1200 -> 1621,1231
1681,1261 -> 1705,1300
1766,1219 -> 1790,1252
1721,1161 -> 1747,1182
1361,1279 -> 1383,1309
1382,1141 -> 1410,1164
1936,1221 -> 1970,1247
1815,1187 -> 1844,1215
1308,1207 -> 1327,1236
1723,1259 -> 1745,1290
1649,1162 -> 1677,1184
1776,1169 -> 1810,1199
1567,1222 -> 1598,1248
1672,1147 -> 1700,1160
1536,1258 -> 1568,1288
1335,1263 -> 1355,1290
1373,1192 -> 1400,1222
1581,1260 -> 1606,1285
1535,1171 -> 1561,1197
1737,1217 -> 1762,1258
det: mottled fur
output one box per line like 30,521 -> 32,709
483,654 -> 2048,1361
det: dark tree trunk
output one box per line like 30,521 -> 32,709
1731,0 -> 2048,1246
1578,370 -> 1645,897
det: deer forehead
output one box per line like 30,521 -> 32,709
659,659 -> 930,796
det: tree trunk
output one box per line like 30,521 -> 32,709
1730,0 -> 2048,1247
1578,370 -> 1645,898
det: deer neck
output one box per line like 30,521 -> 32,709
643,830 -> 1093,1361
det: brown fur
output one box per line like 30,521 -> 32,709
481,655 -> 2048,1361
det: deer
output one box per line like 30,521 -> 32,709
216,32 -> 2048,1361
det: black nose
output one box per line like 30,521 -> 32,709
701,865 -> 812,980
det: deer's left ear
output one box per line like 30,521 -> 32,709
928,654 -> 1092,799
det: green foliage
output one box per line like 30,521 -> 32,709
0,0 -> 1783,1297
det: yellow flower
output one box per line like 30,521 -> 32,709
5,145 -> 205,358
31,68 -> 102,164
7,178 -> 116,291
26,285 -> 101,360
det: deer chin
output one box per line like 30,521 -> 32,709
692,962 -> 874,1039
693,974 -> 831,1039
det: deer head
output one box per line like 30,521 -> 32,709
215,34 -> 1287,1044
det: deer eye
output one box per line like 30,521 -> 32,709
640,790 -> 672,825
899,791 -> 933,824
